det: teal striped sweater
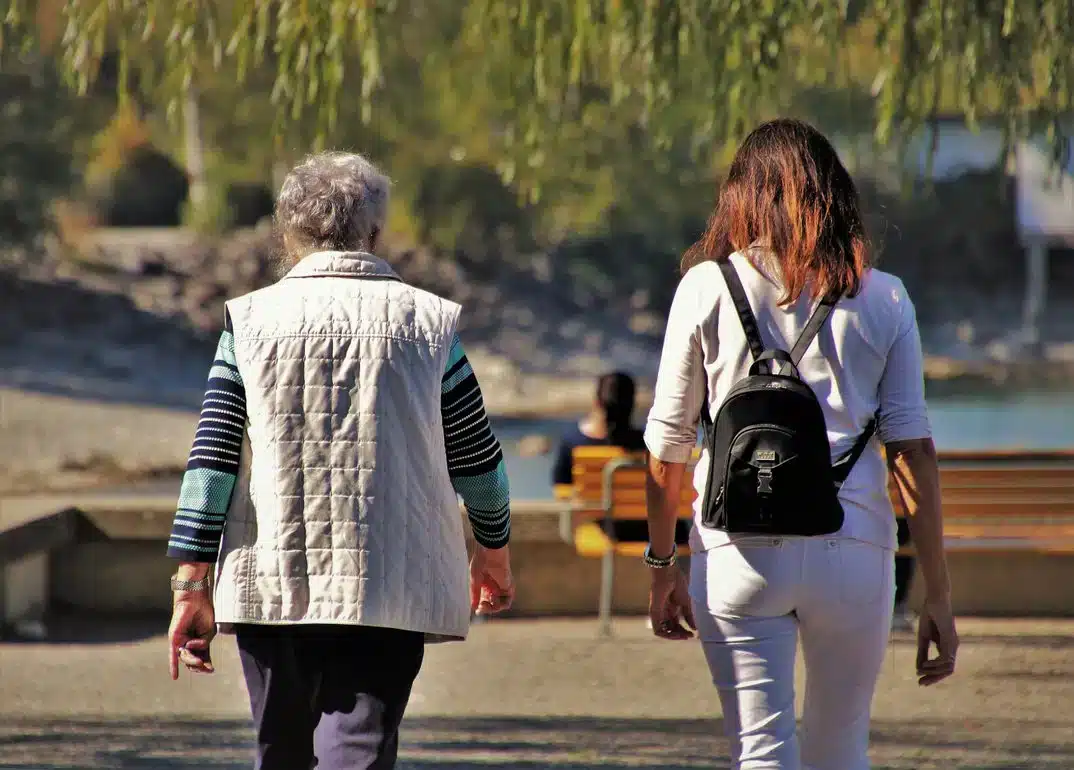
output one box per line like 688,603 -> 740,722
167,324 -> 511,562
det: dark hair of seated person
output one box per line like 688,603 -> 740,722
551,372 -> 689,544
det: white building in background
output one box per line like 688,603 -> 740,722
1014,137 -> 1074,347
841,120 -> 1074,349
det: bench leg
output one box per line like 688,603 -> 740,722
1,553 -> 49,640
598,550 -> 615,637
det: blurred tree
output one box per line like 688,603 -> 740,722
0,0 -> 1068,311
84,108 -> 189,227
0,49 -> 74,248
1,0 -> 1069,174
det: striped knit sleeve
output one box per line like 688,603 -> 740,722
442,335 -> 511,549
166,318 -> 247,562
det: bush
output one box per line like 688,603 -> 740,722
181,186 -> 232,234
92,144 -> 190,227
84,109 -> 190,227
0,54 -> 75,247
226,182 -> 274,227
51,199 -> 99,247
409,162 -> 537,263
182,181 -> 274,233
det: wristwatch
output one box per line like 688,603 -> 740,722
170,575 -> 211,593
643,544 -> 677,569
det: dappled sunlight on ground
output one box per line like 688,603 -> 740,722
1,617 -> 1072,768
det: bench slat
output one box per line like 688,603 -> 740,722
892,501 -> 1074,518
939,469 -> 1074,481
574,522 -> 692,558
570,446 -> 1074,557
580,467 -> 1074,501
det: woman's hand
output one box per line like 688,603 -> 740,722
470,544 -> 515,615
916,596 -> 959,686
168,591 -> 216,679
649,565 -> 696,640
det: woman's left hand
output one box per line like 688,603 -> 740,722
648,565 -> 696,640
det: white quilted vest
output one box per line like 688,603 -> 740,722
212,251 -> 470,642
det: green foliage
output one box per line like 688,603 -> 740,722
181,181 -> 274,233
463,1 -> 1073,165
84,108 -> 189,227
91,143 -> 189,227
180,186 -> 229,234
83,107 -> 152,186
3,1 -> 1070,175
0,49 -> 74,246
225,182 -> 274,228
0,0 -> 1069,313
407,161 -> 537,260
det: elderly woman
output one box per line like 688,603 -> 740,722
165,152 -> 514,770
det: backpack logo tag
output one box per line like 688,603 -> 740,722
755,450 -> 777,462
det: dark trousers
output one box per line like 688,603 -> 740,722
236,624 -> 425,770
894,517 -> 914,607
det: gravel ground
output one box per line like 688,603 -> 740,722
1,616 -> 1073,769
0,372 -> 604,496
0,387 -> 194,494
0,376 -> 583,496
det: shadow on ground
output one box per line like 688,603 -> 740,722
0,719 -> 252,769
1,611 -> 168,646
0,272 -> 211,411
2,716 -> 1073,769
10,610 -> 1074,650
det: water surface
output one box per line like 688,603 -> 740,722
492,390 -> 1074,500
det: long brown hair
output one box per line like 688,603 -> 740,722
683,119 -> 870,304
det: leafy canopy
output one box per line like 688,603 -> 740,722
2,0 -> 1070,170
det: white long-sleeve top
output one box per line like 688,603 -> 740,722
644,251 -> 932,552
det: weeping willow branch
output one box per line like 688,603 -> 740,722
0,0 -> 1070,175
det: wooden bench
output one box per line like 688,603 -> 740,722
567,446 -> 1074,633
888,452 -> 1074,553
565,447 -> 695,634
0,503 -> 79,639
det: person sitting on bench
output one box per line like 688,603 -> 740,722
893,518 -> 916,630
552,371 -> 689,544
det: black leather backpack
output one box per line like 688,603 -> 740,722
699,259 -> 875,536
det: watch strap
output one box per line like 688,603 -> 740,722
171,575 -> 211,592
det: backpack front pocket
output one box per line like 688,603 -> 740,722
724,425 -> 803,532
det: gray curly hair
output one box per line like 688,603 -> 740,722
274,152 -> 390,258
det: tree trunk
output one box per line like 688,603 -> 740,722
183,88 -> 208,212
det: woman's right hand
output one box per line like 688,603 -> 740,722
649,566 -> 696,640
916,597 -> 958,686
168,591 -> 216,680
470,544 -> 515,615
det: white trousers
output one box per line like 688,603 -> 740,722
691,536 -> 894,770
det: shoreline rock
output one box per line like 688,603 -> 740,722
4,226 -> 1074,426
478,354 -> 1074,420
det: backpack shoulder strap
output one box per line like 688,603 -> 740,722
699,377 -> 713,439
789,295 -> 837,365
831,415 -> 877,486
717,258 -> 765,361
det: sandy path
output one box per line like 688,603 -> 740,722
0,388 -> 196,494
0,363 -> 603,495
1,616 -> 1072,768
